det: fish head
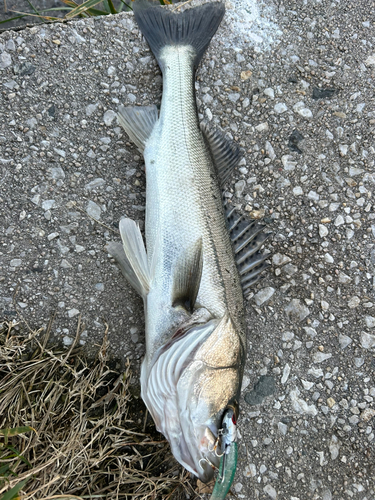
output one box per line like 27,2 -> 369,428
142,312 -> 244,482
177,314 -> 243,481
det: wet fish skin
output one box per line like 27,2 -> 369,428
112,0 -> 246,483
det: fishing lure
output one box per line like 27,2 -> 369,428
210,407 -> 238,500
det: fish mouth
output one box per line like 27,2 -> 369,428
176,423 -> 220,482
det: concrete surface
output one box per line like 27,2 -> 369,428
1,1 -> 375,499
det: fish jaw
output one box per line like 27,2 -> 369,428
177,361 -> 242,482
141,314 -> 244,483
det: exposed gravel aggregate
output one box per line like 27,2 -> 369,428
1,1 -> 374,498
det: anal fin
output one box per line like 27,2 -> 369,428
118,105 -> 158,152
225,205 -> 272,295
172,238 -> 203,313
107,218 -> 150,298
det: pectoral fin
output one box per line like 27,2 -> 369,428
107,218 -> 150,298
172,238 -> 203,313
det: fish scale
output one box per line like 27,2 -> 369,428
144,45 -> 244,346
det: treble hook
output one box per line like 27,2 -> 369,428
208,434 -> 226,457
199,456 -> 219,472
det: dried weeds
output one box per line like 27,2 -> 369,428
0,318 -> 194,500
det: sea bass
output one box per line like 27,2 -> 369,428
108,0 -> 270,483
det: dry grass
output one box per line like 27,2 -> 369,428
0,318 -> 194,500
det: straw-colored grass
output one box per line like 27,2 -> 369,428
0,318 -> 194,500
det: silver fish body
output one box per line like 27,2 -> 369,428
109,0 -> 269,483
143,43 -> 245,360
141,44 -> 245,481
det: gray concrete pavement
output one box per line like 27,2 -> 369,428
1,1 -> 374,498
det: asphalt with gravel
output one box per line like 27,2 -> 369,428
1,1 -> 375,498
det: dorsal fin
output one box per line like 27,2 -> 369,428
117,105 -> 158,152
225,205 -> 272,294
201,123 -> 243,187
172,238 -> 203,312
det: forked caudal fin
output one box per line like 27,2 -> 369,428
133,0 -> 225,72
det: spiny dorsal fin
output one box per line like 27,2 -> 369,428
118,105 -> 158,152
201,123 -> 243,187
225,205 -> 272,294
107,218 -> 150,298
172,238 -> 203,313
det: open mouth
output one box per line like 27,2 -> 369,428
169,422 -> 221,483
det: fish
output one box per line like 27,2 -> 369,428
107,0 -> 270,484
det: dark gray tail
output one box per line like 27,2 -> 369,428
133,0 -> 225,71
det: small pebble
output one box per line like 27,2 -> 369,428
272,253 -> 291,266
301,379 -> 314,390
274,102 -> 288,113
278,422 -> 288,435
339,334 -> 352,349
86,103 -> 99,116
282,331 -> 294,341
255,122 -> 269,132
324,253 -> 334,263
293,101 -> 313,118
281,363 -> 291,384
348,296 -> 360,309
243,464 -> 256,477
285,299 -> 310,322
47,232 -> 59,241
103,110 -> 116,126
327,397 -> 336,408
42,199 -> 56,210
312,352 -> 332,363
254,287 -> 275,306
334,215 -> 345,226
338,272 -> 351,284
68,308 -> 80,318
264,87 -> 275,99
10,258 -> 22,267
63,336 -> 73,346
319,224 -> 329,237
360,331 -> 375,349
364,316 -> 375,328
329,435 -> 341,460
85,178 -> 105,190
290,388 -> 318,416
86,200 -> 101,220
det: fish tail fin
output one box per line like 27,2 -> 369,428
133,0 -> 225,71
